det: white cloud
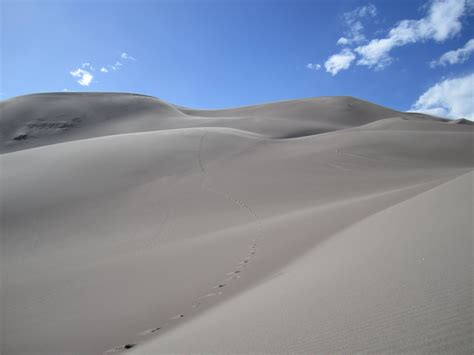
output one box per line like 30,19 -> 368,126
324,49 -> 356,75
410,73 -> 474,120
337,37 -> 350,45
430,38 -> 474,67
356,3 -> 377,18
354,37 -> 397,69
337,4 -> 377,46
109,61 -> 123,71
70,53 -> 136,85
62,88 -> 68,92
306,63 -> 321,70
70,68 -> 93,86
121,52 -> 136,61
354,0 -> 470,70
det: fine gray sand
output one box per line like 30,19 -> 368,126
1,93 -> 473,354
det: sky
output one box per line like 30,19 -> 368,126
2,0 -> 474,119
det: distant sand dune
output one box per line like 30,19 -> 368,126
2,93 -> 459,154
1,93 -> 472,354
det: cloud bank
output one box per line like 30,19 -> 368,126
410,72 -> 474,120
325,0 -> 473,75
355,0 -> 469,69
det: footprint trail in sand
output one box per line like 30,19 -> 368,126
105,131 -> 264,353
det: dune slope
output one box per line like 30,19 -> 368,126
1,93 -> 473,355
132,171 -> 474,354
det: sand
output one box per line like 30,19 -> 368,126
1,93 -> 473,354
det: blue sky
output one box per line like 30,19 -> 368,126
2,0 -> 473,118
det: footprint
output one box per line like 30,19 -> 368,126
138,327 -> 160,336
170,314 -> 184,320
226,270 -> 241,276
213,284 -> 225,289
105,344 -> 136,353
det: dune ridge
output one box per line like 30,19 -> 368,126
1,93 -> 464,154
1,93 -> 472,354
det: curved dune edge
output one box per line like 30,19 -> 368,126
131,171 -> 474,354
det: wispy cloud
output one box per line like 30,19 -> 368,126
82,62 -> 94,71
430,38 -> 474,67
324,0 -> 473,75
120,52 -> 136,61
324,49 -> 356,76
306,63 -> 321,70
337,4 -> 377,46
108,61 -> 123,71
410,72 -> 474,120
100,67 -> 109,73
70,68 -> 93,86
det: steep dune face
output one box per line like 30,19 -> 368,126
1,93 -> 473,355
0,93 -> 440,153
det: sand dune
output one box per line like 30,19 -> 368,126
0,93 -> 450,154
1,93 -> 473,354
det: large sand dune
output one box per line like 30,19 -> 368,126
1,93 -> 473,354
